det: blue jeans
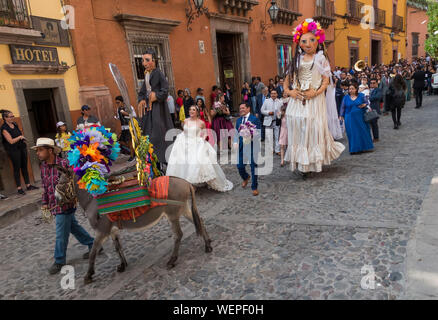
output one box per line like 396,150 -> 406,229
54,208 -> 94,264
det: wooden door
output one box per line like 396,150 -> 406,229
217,33 -> 241,113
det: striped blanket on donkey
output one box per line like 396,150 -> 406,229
97,176 -> 169,222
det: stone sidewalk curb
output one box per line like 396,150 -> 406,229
406,157 -> 438,299
0,198 -> 42,229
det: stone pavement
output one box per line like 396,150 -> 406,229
0,95 -> 438,300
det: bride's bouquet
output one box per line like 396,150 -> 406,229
239,121 -> 257,144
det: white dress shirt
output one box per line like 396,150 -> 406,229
261,98 -> 282,126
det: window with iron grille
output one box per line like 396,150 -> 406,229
0,0 -> 31,28
130,41 -> 175,98
412,33 -> 419,57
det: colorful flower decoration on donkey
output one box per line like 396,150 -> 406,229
67,125 -> 120,196
292,18 -> 325,44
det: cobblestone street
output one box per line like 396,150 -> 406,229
1,96 -> 437,300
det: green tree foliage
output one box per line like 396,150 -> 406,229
425,0 -> 438,58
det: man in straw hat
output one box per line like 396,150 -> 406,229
32,138 -> 96,275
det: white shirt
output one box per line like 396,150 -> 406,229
261,98 -> 282,127
114,105 -> 137,130
241,113 -> 250,124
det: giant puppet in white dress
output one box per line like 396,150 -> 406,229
284,19 -> 345,176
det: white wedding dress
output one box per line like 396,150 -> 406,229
166,122 -> 233,192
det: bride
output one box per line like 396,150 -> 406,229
166,105 -> 233,192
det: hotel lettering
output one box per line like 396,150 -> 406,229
9,45 -> 60,66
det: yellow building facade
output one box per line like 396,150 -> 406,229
0,0 -> 80,191
333,0 -> 407,68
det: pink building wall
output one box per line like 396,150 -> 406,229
406,4 -> 428,62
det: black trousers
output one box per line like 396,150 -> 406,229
7,147 -> 30,188
370,118 -> 379,139
391,106 -> 402,125
414,88 -> 423,107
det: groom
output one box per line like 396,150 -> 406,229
234,102 -> 261,196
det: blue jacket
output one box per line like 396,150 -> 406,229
368,88 -> 382,114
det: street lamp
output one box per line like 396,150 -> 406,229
261,0 -> 279,35
186,0 -> 210,31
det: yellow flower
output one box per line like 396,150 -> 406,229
303,22 -> 308,27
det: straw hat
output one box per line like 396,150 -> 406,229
31,138 -> 61,154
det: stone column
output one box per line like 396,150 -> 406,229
65,0 -> 115,129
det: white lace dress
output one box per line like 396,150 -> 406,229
284,52 -> 345,173
166,122 -> 233,192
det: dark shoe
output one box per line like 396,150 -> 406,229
393,125 -> 399,130
26,185 -> 38,191
373,138 -> 379,143
397,121 -> 401,126
48,263 -> 65,275
0,194 -> 7,200
83,247 -> 104,260
241,177 -> 250,188
17,189 -> 25,195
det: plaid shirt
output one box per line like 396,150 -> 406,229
41,157 -> 75,215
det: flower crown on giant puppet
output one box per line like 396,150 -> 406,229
292,18 -> 325,44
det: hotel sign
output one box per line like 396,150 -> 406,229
9,45 -> 60,66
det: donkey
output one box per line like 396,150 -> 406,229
54,165 -> 213,284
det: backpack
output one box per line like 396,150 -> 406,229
387,86 -> 405,109
392,88 -> 406,108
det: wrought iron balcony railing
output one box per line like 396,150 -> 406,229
313,0 -> 336,29
375,7 -> 385,27
393,15 -> 403,32
347,0 -> 364,23
0,0 -> 31,28
217,0 -> 259,17
276,0 -> 302,26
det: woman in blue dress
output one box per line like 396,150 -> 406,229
339,80 -> 374,155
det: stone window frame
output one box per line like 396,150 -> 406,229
11,78 -> 72,180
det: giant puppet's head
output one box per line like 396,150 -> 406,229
292,18 -> 325,55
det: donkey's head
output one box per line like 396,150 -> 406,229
54,165 -> 77,206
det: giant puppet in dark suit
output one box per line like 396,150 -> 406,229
137,49 -> 174,165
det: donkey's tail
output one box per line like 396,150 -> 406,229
189,184 -> 202,237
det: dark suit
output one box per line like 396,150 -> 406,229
234,113 -> 261,191
256,93 -> 268,140
412,71 -> 426,107
368,87 -> 382,139
276,85 -> 284,97
138,68 -> 174,163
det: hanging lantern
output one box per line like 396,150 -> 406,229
193,0 -> 204,9
268,1 -> 279,22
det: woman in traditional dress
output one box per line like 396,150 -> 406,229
283,19 -> 345,178
166,105 -> 233,192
